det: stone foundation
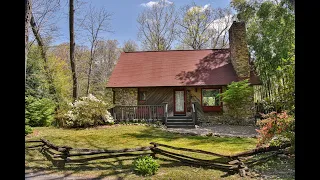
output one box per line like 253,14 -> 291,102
113,88 -> 138,106
198,112 -> 255,126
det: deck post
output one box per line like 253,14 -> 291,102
192,102 -> 197,126
149,106 -> 152,122
121,108 -> 124,121
162,102 -> 168,126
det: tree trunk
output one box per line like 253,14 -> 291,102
30,14 -> 59,103
25,0 -> 32,83
86,48 -> 94,96
69,0 -> 78,100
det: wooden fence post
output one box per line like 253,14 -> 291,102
150,142 -> 158,159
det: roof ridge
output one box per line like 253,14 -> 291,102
124,48 -> 229,53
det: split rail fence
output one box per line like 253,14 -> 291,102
26,139 -> 290,177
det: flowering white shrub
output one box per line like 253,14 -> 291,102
64,94 -> 114,128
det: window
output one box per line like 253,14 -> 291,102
138,91 -> 146,101
201,88 -> 222,112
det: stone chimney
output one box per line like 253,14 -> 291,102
229,21 -> 250,78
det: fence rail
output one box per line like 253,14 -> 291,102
26,139 -> 290,177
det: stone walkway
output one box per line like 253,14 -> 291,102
165,125 -> 259,138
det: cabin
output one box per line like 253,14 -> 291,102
107,21 -> 261,128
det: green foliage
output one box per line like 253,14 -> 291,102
133,155 -> 159,176
232,0 -> 295,114
256,111 -> 295,152
47,55 -> 73,104
202,89 -> 220,106
25,125 -> 33,135
219,80 -> 254,122
26,45 -> 50,98
25,96 -> 56,127
64,94 -> 114,128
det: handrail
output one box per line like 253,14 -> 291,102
192,103 -> 195,113
191,102 -> 197,126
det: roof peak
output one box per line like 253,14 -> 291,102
124,48 -> 229,53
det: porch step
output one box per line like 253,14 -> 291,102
167,116 -> 192,119
167,119 -> 193,123
167,121 -> 194,124
166,116 -> 194,128
167,124 -> 195,128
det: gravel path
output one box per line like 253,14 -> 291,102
165,125 -> 259,138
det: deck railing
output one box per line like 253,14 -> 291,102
112,105 -> 165,122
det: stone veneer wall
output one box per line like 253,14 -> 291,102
112,86 -> 255,125
113,88 -> 138,106
188,86 -> 255,126
229,21 -> 250,78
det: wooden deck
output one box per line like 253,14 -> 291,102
112,105 -> 166,122
111,103 -> 197,128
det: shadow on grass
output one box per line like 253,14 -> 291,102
26,147 -> 237,179
122,127 -> 256,146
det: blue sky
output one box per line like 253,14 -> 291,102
54,0 -> 231,48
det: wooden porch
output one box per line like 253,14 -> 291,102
111,103 -> 198,128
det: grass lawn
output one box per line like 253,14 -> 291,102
26,125 -> 259,179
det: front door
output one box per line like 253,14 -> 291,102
174,90 -> 186,115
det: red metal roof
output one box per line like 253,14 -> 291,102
107,49 -> 261,87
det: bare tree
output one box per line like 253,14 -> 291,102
176,2 -> 215,50
177,2 -> 234,49
25,0 -> 32,83
74,45 -> 90,97
209,8 -> 234,49
30,13 -> 58,102
28,0 -> 61,49
122,40 -> 139,52
69,0 -> 78,100
91,40 -> 120,96
137,0 -> 178,51
80,5 -> 112,95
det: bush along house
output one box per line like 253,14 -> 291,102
107,21 -> 261,128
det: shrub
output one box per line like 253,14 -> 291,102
256,111 -> 295,152
25,125 -> 33,135
140,119 -> 146,124
64,94 -> 114,128
132,155 -> 159,176
219,80 -> 254,124
25,96 -> 56,127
